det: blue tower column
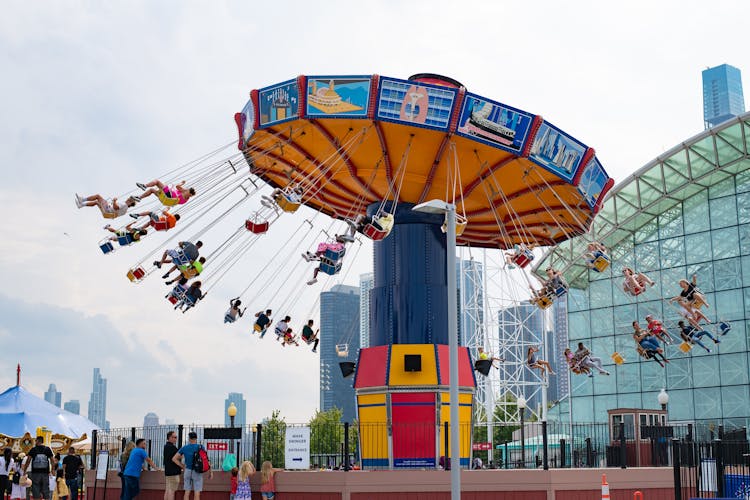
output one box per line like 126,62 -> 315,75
368,201 -> 449,346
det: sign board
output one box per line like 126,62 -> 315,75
203,427 -> 242,440
472,442 -> 492,451
284,426 -> 310,470
96,450 -> 109,481
206,442 -> 228,451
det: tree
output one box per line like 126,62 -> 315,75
308,407 -> 359,468
260,409 -> 286,466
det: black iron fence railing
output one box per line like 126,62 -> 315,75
89,421 -> 748,473
673,426 -> 750,499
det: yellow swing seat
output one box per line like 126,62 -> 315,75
157,191 -> 180,207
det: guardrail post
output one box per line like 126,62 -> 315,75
542,421 -> 549,470
671,438 -> 681,500
714,437 -> 724,497
344,422 -> 350,471
91,429 -> 98,469
255,424 -> 262,471
178,424 -> 184,447
586,437 -> 592,467
560,438 -> 566,468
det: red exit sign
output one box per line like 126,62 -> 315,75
472,442 -> 492,451
206,442 -> 228,451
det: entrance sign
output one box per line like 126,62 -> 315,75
284,426 -> 310,469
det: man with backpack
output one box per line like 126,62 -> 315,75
24,436 -> 54,500
172,432 -> 212,500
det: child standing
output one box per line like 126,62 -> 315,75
229,467 -> 238,500
260,461 -> 280,500
234,462 -> 255,500
53,469 -> 69,500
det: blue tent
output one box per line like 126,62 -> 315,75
0,385 -> 98,438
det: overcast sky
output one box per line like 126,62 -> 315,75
1,0 -> 749,428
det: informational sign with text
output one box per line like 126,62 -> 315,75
284,426 -> 310,470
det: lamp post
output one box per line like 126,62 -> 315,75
412,200 -> 459,500
517,395 -> 527,469
251,422 -> 258,470
657,388 -> 669,412
228,402 -> 238,453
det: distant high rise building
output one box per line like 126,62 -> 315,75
703,64 -> 745,129
44,384 -> 61,407
457,259 -> 483,347
143,412 -> 159,427
165,418 -> 176,426
320,284 -> 360,423
359,273 -> 374,349
224,392 -> 247,427
63,400 -> 80,415
87,368 -> 107,429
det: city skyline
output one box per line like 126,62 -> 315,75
87,368 -> 108,430
224,392 -> 247,427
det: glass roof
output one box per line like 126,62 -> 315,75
536,112 -> 750,289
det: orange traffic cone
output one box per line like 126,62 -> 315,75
601,474 -> 610,500
633,492 -> 643,500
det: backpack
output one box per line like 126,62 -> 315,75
32,451 -> 49,471
191,446 -> 210,473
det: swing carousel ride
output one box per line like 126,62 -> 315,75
79,73 -> 622,467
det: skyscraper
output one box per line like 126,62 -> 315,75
320,284 -> 360,423
224,392 -> 247,427
143,412 -> 159,427
87,368 -> 107,429
44,384 -> 61,407
359,273 -> 374,349
63,400 -> 80,415
703,64 -> 745,129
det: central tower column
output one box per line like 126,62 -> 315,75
368,201 -> 450,346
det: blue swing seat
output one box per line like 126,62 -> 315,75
117,233 -> 134,246
324,247 -> 346,262
100,242 -> 115,254
319,259 -> 343,276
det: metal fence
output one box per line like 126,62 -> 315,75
674,427 -> 750,499
91,421 -> 746,473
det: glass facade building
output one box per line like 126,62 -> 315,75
703,64 -> 745,129
541,113 -> 750,428
320,284 -> 360,423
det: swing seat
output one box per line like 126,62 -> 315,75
167,295 -> 178,305
533,295 -> 554,309
336,344 -> 349,357
151,220 -> 169,231
180,267 -> 199,279
127,266 -> 146,282
102,212 -> 117,220
592,254 -> 610,272
245,219 -> 270,234
324,247 -> 346,262
319,259 -> 343,276
100,242 -> 115,254
679,341 -> 693,353
691,297 -> 706,309
554,284 -> 568,298
171,250 -> 191,267
157,191 -> 180,207
512,250 -> 534,268
636,346 -> 648,358
611,352 -> 624,365
117,233 -> 134,246
474,359 -> 492,376
363,223 -> 390,241
441,214 -> 468,236
253,324 -> 264,333
275,195 -> 301,213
